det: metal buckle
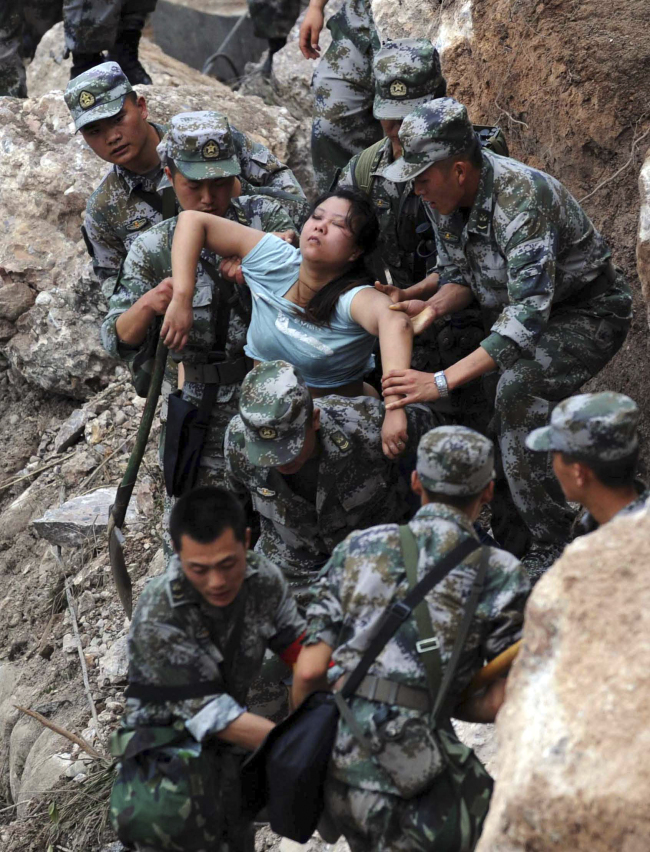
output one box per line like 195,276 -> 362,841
416,637 -> 439,654
389,601 -> 412,622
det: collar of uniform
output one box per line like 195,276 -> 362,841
370,138 -> 395,177
165,552 -> 259,609
117,121 -> 168,193
465,151 -> 495,237
414,501 -> 479,538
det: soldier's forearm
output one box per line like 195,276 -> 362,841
453,677 -> 507,723
307,0 -> 328,9
217,712 -> 275,751
115,298 -> 157,346
292,641 -> 332,707
445,345 -> 497,392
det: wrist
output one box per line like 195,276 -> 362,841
433,370 -> 449,397
171,291 -> 193,305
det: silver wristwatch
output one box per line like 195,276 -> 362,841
433,370 -> 449,398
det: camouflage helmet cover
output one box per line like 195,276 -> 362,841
64,61 -> 133,132
417,425 -> 495,496
158,111 -> 241,181
373,39 -> 445,121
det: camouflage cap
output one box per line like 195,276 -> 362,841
381,97 -> 477,183
417,426 -> 495,496
158,111 -> 241,180
239,361 -> 312,467
526,392 -> 639,461
64,61 -> 133,132
373,39 -> 445,120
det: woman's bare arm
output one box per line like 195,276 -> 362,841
162,211 -> 266,351
350,288 -> 414,459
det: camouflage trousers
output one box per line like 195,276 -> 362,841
324,757 -> 492,852
0,0 -> 27,96
62,0 -> 158,53
311,22 -> 382,193
487,291 -> 630,549
247,0 -> 302,40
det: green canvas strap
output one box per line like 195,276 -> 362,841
352,138 -> 387,196
399,524 -> 442,704
399,525 -> 490,723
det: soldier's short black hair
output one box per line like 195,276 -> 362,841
560,447 -> 639,490
170,486 -> 247,551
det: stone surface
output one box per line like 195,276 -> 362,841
637,147 -> 650,328
476,507 -> 650,852
0,282 -> 36,323
98,632 -> 129,684
2,24 -> 299,400
0,481 -> 58,541
53,408 -> 90,453
31,486 -> 142,547
17,728 -> 70,815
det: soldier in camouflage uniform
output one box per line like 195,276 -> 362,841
300,0 -> 382,193
102,113 -> 295,508
247,0 -> 303,76
292,425 -> 529,851
120,486 -> 305,851
225,360 -> 435,585
527,392 -> 648,536
380,98 -> 632,578
0,0 -> 26,97
64,62 -> 309,300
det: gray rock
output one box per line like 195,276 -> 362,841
31,486 -> 142,547
53,408 -> 90,453
98,632 -> 129,684
0,281 -> 35,322
17,728 -> 70,815
61,633 -> 76,654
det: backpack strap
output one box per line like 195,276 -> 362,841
351,138 -> 387,196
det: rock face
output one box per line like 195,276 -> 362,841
476,507 -> 650,852
637,147 -> 650,328
32,486 -> 142,547
1,23 -> 299,400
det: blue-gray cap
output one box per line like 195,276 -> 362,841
417,426 -> 495,496
64,61 -> 133,132
526,392 -> 639,461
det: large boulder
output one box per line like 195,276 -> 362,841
476,506 -> 650,851
2,24 -> 299,400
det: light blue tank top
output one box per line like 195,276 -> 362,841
241,234 -> 375,387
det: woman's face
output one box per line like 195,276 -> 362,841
299,196 -> 363,268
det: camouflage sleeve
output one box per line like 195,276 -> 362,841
100,227 -> 167,360
232,126 -> 305,199
127,616 -> 245,741
477,549 -> 530,662
224,416 -> 251,492
258,198 -> 297,234
257,556 -> 306,655
83,204 -> 127,299
481,210 -> 559,370
336,155 -> 357,190
303,540 -> 348,648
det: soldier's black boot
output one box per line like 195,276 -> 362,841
108,30 -> 152,85
70,52 -> 105,79
261,36 -> 287,78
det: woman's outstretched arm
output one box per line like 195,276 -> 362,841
350,288 -> 414,459
163,211 -> 266,351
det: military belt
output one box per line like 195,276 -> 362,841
335,673 -> 431,712
182,356 -> 250,386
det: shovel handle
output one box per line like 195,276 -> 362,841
461,640 -> 522,700
111,336 -> 168,528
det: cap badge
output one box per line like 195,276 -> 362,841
258,426 -> 278,440
127,217 -> 149,231
257,487 -> 276,498
202,139 -> 221,159
389,80 -> 408,98
79,90 -> 96,110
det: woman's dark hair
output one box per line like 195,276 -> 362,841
297,188 -> 380,327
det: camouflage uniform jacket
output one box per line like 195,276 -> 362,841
85,122 -> 308,298
225,396 -> 433,581
124,551 -> 304,739
101,196 -> 293,445
339,139 -> 423,289
304,501 -> 529,794
427,148 -> 616,371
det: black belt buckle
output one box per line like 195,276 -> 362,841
206,350 -> 227,364
389,600 -> 412,622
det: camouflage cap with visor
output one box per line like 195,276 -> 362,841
417,426 -> 495,497
381,97 -> 477,183
373,39 -> 445,121
526,392 -> 639,461
157,111 -> 241,181
64,61 -> 134,132
239,361 -> 313,467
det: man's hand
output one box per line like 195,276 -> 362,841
161,295 -> 193,352
142,277 -> 175,316
219,256 -> 245,286
273,229 -> 299,246
381,408 -> 409,459
374,280 -> 406,304
299,5 -> 325,59
382,369 -> 439,409
389,282 -> 474,334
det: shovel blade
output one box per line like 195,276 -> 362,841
108,524 -> 133,619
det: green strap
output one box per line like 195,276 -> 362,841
161,185 -> 177,220
399,525 -> 442,703
351,138 -> 387,196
